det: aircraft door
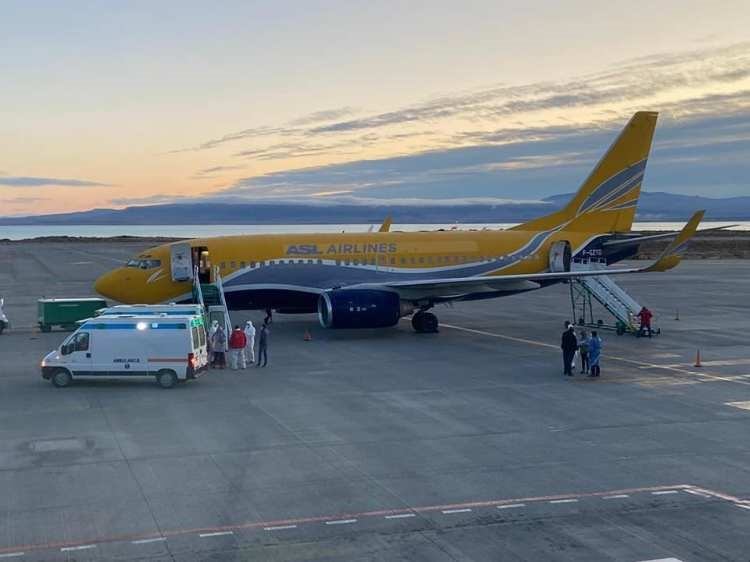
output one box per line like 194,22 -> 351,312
170,243 -> 193,282
549,240 -> 572,272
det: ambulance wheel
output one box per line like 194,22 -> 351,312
157,370 -> 178,389
51,369 -> 72,388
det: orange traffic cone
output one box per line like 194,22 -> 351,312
304,329 -> 312,341
694,349 -> 702,368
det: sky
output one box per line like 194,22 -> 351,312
1,1 -> 749,216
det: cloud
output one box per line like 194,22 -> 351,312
191,164 -> 247,179
0,176 -> 111,187
213,109 -> 750,202
173,41 -> 750,170
109,194 -> 179,206
0,196 -> 47,205
288,107 -> 358,126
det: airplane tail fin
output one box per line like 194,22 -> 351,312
513,111 -> 658,234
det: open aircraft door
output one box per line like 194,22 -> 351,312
170,243 -> 193,282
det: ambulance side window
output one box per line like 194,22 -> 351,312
63,332 -> 89,355
75,332 -> 90,351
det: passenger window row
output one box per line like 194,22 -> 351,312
216,255 -> 511,270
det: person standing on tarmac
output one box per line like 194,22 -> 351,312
243,320 -> 256,365
229,325 -> 247,370
578,330 -> 590,375
561,323 -> 578,377
211,325 -> 228,369
636,306 -> 654,338
256,323 -> 269,368
588,331 -> 603,377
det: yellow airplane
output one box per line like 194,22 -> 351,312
95,112 -> 704,332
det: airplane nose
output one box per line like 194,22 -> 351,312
94,270 -> 122,301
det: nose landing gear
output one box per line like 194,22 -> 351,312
411,310 -> 439,333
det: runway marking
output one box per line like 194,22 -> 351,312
603,494 -> 629,499
131,537 -> 166,545
264,525 -> 297,531
0,483 -> 727,557
0,554 -> 24,559
385,513 -> 416,519
637,558 -> 684,562
652,490 -> 680,495
442,508 -> 472,514
199,531 -> 234,538
549,498 -> 578,504
736,504 -> 750,511
60,544 -> 96,552
441,323 -> 750,387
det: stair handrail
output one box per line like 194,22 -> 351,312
213,266 -> 233,336
193,266 -> 205,308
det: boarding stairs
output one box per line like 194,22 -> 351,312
569,260 -> 656,335
191,266 -> 232,336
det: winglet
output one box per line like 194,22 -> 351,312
378,215 -> 393,233
644,210 -> 704,272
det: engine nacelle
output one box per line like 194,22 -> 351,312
548,240 -> 572,273
318,289 -> 403,329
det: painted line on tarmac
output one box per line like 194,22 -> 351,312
60,544 -> 96,552
0,483 -> 726,557
264,525 -> 297,531
131,537 -> 166,545
440,323 -> 750,387
652,490 -> 680,495
603,494 -> 629,499
199,531 -> 234,538
442,508 -> 472,514
0,554 -> 25,559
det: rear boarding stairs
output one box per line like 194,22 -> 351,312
569,260 -> 659,336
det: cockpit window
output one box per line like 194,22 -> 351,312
125,259 -> 162,269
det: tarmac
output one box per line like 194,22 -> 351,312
1,240 -> 750,561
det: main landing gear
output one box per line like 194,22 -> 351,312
411,310 -> 439,333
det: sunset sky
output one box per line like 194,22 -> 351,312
1,1 -> 749,216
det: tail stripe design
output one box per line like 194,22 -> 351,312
577,159 -> 647,215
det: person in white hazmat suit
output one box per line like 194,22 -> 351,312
208,320 -> 219,365
243,320 -> 256,364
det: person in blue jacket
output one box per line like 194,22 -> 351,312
588,331 -> 603,377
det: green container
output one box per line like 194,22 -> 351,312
38,298 -> 108,332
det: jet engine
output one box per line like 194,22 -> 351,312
548,240 -> 572,272
318,289 -> 405,329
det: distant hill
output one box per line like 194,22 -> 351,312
1,192 -> 749,225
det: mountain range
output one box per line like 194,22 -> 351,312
1,192 -> 749,225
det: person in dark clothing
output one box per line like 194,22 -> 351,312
264,307 -> 273,326
256,323 -> 269,367
561,324 -> 578,376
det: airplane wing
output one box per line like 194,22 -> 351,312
352,211 -> 704,300
602,222 -> 733,248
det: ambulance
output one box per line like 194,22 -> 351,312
41,314 -> 209,388
96,304 -> 204,317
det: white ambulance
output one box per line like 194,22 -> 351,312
96,304 -> 204,317
41,314 -> 209,388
